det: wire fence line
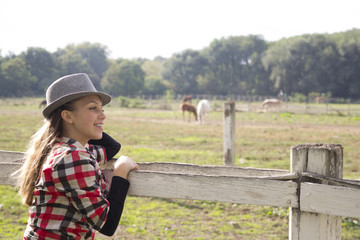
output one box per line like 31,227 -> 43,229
2,95 -> 360,116
122,94 -> 360,116
108,94 -> 360,115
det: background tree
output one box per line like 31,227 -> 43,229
247,49 -> 273,95
262,34 -> 349,97
143,76 -> 168,95
162,49 -> 207,94
201,35 -> 267,95
0,54 -> 4,96
332,29 -> 360,98
72,42 -> 110,79
262,37 -> 306,95
55,51 -> 95,84
141,58 -> 164,79
0,57 -> 36,97
101,60 -> 145,96
141,58 -> 168,95
54,43 -> 109,89
339,42 -> 360,98
1,29 -> 360,98
22,47 -> 57,95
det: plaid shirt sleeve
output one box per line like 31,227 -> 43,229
89,144 -> 107,165
52,149 -> 109,231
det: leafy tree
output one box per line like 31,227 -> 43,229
101,62 -> 123,95
74,43 -> 109,75
101,60 -> 145,96
144,76 -> 168,95
263,34 -> 343,97
0,57 -> 36,97
141,58 -> 168,95
247,50 -> 273,95
162,49 -> 208,94
22,47 -> 57,94
54,42 -> 109,89
1,29 -> 360,98
0,54 -> 3,92
71,42 -> 110,83
56,51 -> 95,82
331,30 -> 360,98
262,36 -> 315,95
141,59 -> 164,79
201,35 -> 267,95
338,41 -> 360,98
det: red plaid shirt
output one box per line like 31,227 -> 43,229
24,137 -> 110,240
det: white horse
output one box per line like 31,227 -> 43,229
197,99 -> 210,124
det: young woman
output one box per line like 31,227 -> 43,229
14,73 -> 138,239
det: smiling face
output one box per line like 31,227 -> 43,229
61,95 -> 106,146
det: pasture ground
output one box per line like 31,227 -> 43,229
0,97 -> 359,239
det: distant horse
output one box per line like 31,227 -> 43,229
180,102 -> 197,122
182,95 -> 192,103
197,99 -> 210,124
39,99 -> 47,108
262,98 -> 281,112
315,96 -> 326,104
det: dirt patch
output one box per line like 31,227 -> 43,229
112,114 -> 360,134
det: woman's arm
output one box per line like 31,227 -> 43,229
99,176 -> 130,236
89,132 -> 121,160
100,156 -> 139,236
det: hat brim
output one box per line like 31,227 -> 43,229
42,92 -> 111,119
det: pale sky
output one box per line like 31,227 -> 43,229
1,0 -> 360,59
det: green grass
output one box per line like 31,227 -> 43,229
0,98 -> 360,239
0,186 -> 28,239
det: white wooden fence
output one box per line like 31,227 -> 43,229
0,103 -> 359,240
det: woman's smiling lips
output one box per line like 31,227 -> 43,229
95,123 -> 104,130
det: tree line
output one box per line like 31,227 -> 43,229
1,28 -> 360,99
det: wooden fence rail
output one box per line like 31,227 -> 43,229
1,146 -> 360,240
1,103 -> 360,239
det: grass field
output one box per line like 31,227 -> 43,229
0,97 -> 359,239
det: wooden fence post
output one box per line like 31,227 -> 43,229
224,101 -> 235,166
289,144 -> 343,240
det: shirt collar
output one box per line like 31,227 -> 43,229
60,137 -> 89,150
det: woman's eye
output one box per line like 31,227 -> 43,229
89,107 -> 104,112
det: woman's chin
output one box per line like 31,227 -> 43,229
92,132 -> 103,140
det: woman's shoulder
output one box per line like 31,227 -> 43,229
50,139 -> 92,166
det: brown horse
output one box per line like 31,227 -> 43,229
182,95 -> 192,103
180,102 -> 197,122
39,99 -> 47,108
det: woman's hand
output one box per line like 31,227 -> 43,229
113,156 -> 139,179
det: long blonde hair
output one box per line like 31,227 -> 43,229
14,103 -> 73,206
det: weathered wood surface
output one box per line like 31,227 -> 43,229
301,182 -> 360,219
125,171 -> 298,208
0,150 -> 293,179
223,101 -> 235,166
103,161 -> 291,177
2,149 -> 360,219
0,150 -> 25,185
290,144 -> 343,240
0,150 -> 24,161
0,162 -> 22,185
0,151 -> 297,208
303,172 -> 360,189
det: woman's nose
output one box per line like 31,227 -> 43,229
100,110 -> 106,119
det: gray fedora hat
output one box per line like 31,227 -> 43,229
42,73 -> 111,119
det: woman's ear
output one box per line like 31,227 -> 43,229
61,110 -> 73,124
